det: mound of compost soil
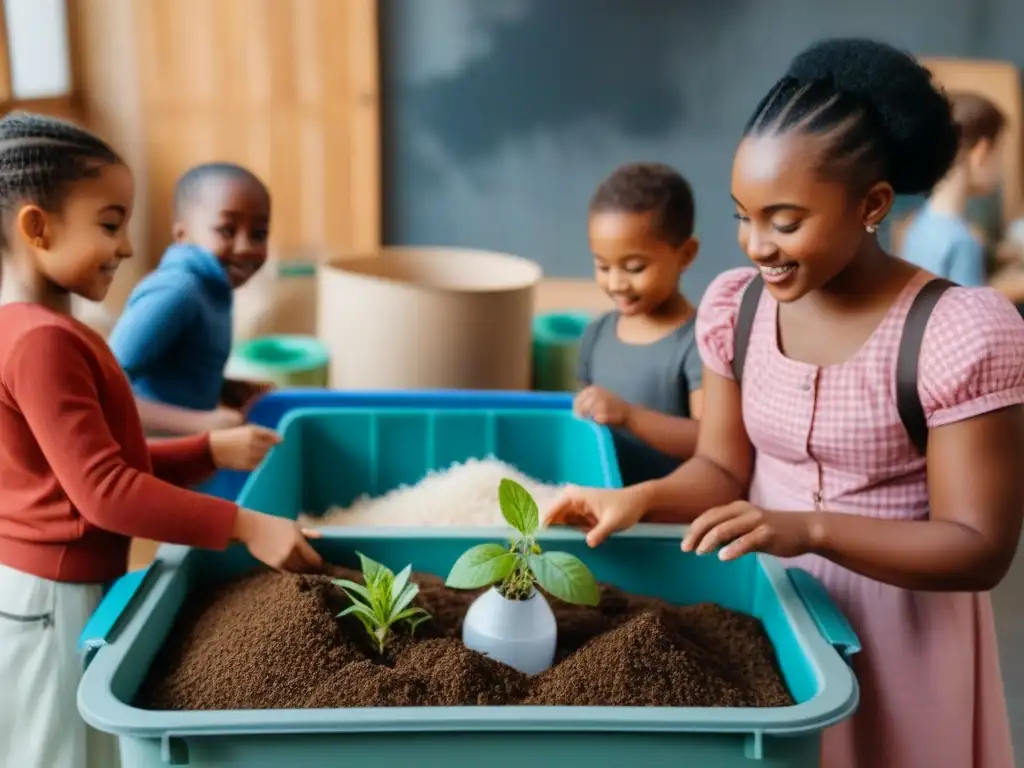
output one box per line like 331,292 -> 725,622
137,568 -> 793,710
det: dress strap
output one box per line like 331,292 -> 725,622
731,274 -> 764,383
896,277 -> 956,455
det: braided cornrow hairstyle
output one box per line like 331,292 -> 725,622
589,162 -> 695,246
744,38 -> 959,197
0,112 -> 121,245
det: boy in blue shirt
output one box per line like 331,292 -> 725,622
109,163 -> 271,435
900,91 -> 1006,286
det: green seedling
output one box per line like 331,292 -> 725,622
445,478 -> 600,606
332,552 -> 432,654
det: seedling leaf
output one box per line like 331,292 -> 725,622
331,578 -> 372,602
400,608 -> 432,636
498,478 -> 539,536
392,582 -> 420,616
446,543 -> 518,589
338,602 -> 377,622
394,606 -> 431,624
391,564 -> 412,603
529,551 -> 600,607
335,556 -> 433,654
356,551 -> 385,585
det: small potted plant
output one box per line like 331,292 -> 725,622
333,552 -> 432,654
445,478 -> 599,674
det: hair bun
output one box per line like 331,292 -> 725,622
786,38 -> 958,195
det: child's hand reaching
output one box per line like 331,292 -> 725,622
209,425 -> 281,471
233,508 -> 323,573
574,385 -> 631,426
203,406 -> 246,431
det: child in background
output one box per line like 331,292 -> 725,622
108,163 -> 272,435
900,91 -> 1007,285
575,163 -> 702,486
0,113 -> 321,768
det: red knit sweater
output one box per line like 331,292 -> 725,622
0,303 -> 238,583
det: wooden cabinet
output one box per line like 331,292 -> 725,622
134,0 -> 380,263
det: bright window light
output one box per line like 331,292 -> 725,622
4,0 -> 72,100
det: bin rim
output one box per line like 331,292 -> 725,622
78,527 -> 858,740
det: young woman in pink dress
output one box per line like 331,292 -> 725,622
546,38 -> 1024,768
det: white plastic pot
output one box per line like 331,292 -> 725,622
461,587 -> 557,675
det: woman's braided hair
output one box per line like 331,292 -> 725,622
744,38 -> 959,196
0,112 -> 121,244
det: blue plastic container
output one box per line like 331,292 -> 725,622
78,527 -> 859,767
206,389 -> 577,502
238,406 -> 621,520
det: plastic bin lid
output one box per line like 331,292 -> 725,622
234,335 -> 329,373
533,312 -> 592,342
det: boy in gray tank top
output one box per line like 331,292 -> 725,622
575,163 -> 703,486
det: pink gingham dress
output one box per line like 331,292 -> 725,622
697,267 -> 1024,768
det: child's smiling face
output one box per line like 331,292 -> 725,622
173,176 -> 271,288
20,161 -> 135,303
588,209 -> 696,317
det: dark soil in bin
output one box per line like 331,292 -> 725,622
137,567 -> 794,710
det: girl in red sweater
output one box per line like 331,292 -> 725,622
0,113 -> 322,768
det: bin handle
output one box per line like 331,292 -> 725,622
78,562 -> 161,669
786,567 -> 861,662
162,735 -> 190,766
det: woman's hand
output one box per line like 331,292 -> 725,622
681,501 -> 818,561
574,385 -> 631,427
543,483 -> 653,547
209,425 -> 281,471
233,508 -> 323,573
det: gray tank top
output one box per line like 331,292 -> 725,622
577,311 -> 702,486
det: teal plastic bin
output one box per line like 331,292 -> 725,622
78,528 -> 859,767
235,406 -> 623,520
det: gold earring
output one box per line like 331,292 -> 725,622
865,223 -> 878,234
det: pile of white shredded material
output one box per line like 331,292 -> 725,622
302,457 -> 563,528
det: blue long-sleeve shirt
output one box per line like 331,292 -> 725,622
901,204 -> 986,287
108,244 -> 233,411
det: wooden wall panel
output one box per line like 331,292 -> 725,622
135,0 -> 380,263
65,0 -> 146,314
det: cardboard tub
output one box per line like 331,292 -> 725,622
318,247 -> 542,390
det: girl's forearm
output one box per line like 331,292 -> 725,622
624,405 -> 699,460
135,397 -> 213,436
811,512 -> 1012,592
636,456 -> 747,524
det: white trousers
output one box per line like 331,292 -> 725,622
0,564 -> 121,768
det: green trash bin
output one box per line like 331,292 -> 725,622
532,311 -> 593,392
227,335 -> 330,389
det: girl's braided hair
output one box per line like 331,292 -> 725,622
0,112 -> 121,235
